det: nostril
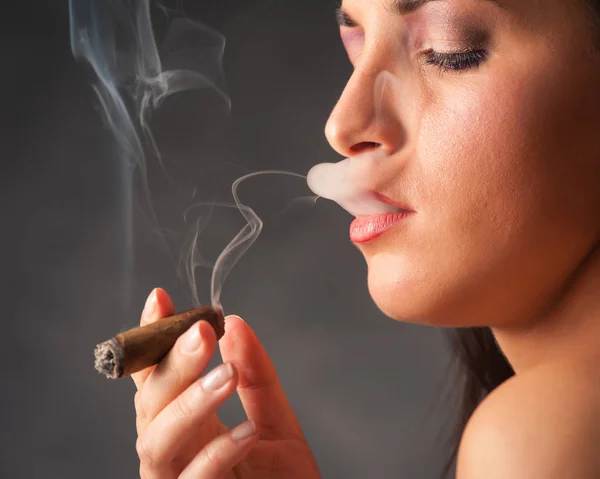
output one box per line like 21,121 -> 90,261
350,142 -> 381,155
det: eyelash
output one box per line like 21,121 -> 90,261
424,49 -> 488,72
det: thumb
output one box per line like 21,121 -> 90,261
219,315 -> 305,442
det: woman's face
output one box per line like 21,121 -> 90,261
326,0 -> 600,327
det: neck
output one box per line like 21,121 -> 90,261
492,239 -> 600,375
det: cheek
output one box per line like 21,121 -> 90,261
367,61 -> 600,326
421,57 -> 600,242
363,85 -> 528,324
420,79 -> 538,251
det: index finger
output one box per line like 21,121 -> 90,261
219,315 -> 306,442
131,287 -> 176,391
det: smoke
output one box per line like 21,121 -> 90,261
307,64 -> 424,217
68,0 -> 417,318
69,0 -> 316,313
69,0 -> 230,307
307,150 -> 400,217
306,73 -> 403,218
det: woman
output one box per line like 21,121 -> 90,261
132,0 -> 600,477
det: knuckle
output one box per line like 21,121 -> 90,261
135,393 -> 150,436
136,415 -> 148,437
172,392 -> 195,421
268,445 -> 284,472
163,354 -> 183,386
134,391 -> 147,420
139,463 -> 151,479
202,441 -> 226,471
136,434 -> 155,468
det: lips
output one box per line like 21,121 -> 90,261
369,190 -> 414,214
349,212 -> 412,243
349,190 -> 414,243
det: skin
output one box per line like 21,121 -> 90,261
457,358 -> 600,477
327,0 -> 600,373
327,0 -> 600,475
132,0 -> 600,477
133,288 -> 320,478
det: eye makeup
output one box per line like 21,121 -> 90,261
405,4 -> 493,72
424,48 -> 488,72
337,1 -> 496,73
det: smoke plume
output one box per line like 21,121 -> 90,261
69,0 -> 323,314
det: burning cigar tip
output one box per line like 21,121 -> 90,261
94,339 -> 124,379
94,306 -> 225,380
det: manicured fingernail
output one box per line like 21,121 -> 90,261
225,315 -> 245,323
181,323 -> 201,353
231,420 -> 256,442
202,363 -> 234,391
144,289 -> 157,315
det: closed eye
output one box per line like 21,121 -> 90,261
425,49 -> 488,72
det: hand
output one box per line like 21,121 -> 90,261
132,288 -> 321,479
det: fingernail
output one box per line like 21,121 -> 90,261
225,315 -> 245,323
181,323 -> 201,353
144,289 -> 157,315
202,363 -> 234,391
231,420 -> 256,442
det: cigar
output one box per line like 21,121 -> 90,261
94,306 -> 225,379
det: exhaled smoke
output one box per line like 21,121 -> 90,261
69,0 -> 319,313
307,150 -> 399,217
307,67 -> 422,216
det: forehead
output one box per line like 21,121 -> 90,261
341,0 -> 505,14
338,0 -> 591,30
337,0 -> 504,28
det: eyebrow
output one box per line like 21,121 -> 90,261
391,0 -> 445,15
336,0 -> 504,26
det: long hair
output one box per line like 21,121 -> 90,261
440,328 -> 514,477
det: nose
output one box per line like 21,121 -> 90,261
325,68 -> 406,158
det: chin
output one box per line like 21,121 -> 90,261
365,254 -> 428,324
365,253 -> 467,328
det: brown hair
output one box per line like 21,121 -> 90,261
440,328 -> 514,477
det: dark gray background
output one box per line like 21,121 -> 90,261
2,1 -> 458,478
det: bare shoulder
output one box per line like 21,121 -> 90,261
456,359 -> 600,479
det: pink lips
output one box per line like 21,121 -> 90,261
350,191 -> 414,243
370,191 -> 413,212
350,212 -> 412,243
